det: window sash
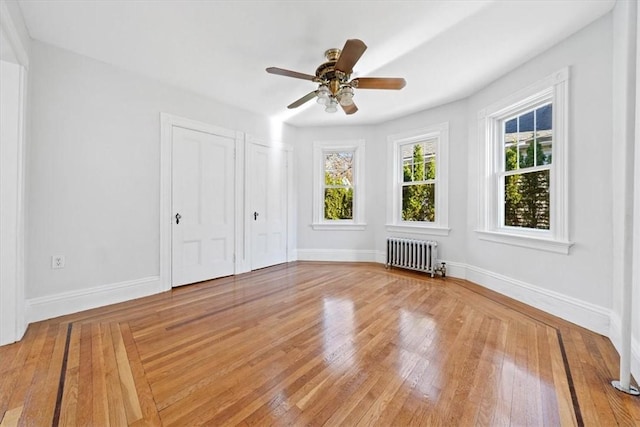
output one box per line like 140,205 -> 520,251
498,108 -> 553,231
501,163 -> 550,178
401,179 -> 436,188
398,140 -> 438,223
401,182 -> 436,223
312,140 -> 366,229
499,167 -> 550,229
322,149 -> 355,221
324,184 -> 353,189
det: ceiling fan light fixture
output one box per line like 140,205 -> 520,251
266,39 -> 406,115
337,86 -> 354,106
316,85 -> 331,105
325,98 -> 338,113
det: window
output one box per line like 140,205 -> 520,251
477,68 -> 572,253
387,123 -> 449,236
502,104 -> 552,229
312,140 -> 365,230
324,151 -> 354,220
402,139 -> 436,222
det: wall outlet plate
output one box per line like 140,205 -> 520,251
51,255 -> 65,269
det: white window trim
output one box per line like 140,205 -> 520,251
386,122 -> 450,236
312,140 -> 366,230
477,68 -> 573,254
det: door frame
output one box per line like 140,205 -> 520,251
245,134 -> 295,269
159,113 -> 245,291
0,2 -> 29,345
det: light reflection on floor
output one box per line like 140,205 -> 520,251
398,308 -> 440,399
322,297 -> 356,371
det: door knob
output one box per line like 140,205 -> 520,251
254,212 -> 259,220
175,213 -> 182,224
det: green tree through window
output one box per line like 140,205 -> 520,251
324,152 -> 354,220
503,104 -> 552,229
401,141 -> 436,222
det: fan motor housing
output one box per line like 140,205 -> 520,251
316,48 -> 349,94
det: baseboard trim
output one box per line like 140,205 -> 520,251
438,260 -> 467,280
25,276 -> 162,324
297,248 -> 380,263
464,264 -> 610,336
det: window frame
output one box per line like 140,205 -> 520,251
312,140 -> 366,230
477,68 -> 572,253
500,102 -> 553,230
386,122 -> 450,236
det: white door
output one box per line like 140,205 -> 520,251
172,126 -> 235,286
250,143 -> 287,270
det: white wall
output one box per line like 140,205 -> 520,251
26,41 -> 294,317
295,125 -> 378,260
465,14 -> 613,328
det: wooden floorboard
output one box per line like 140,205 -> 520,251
1,261 -> 638,426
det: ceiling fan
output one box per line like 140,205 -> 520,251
266,39 -> 406,115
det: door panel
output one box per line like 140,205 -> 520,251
172,126 -> 235,286
250,143 -> 287,270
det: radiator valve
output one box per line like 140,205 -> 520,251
433,262 -> 447,278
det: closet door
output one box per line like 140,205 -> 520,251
249,142 -> 287,270
172,126 -> 235,286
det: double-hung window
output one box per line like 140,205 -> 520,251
324,151 -> 354,220
477,68 -> 572,253
312,140 -> 366,230
401,139 -> 437,222
387,123 -> 449,235
502,104 -> 552,230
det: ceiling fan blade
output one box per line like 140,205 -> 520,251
341,102 -> 358,115
287,91 -> 317,109
353,77 -> 406,90
335,39 -> 367,74
266,67 -> 317,81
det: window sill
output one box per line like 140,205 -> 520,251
475,230 -> 573,254
386,224 -> 450,236
311,223 -> 367,231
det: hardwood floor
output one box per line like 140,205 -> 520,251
1,262 -> 639,426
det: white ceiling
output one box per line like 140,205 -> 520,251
17,0 -> 615,127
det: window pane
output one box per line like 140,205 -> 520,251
402,140 -> 436,182
423,140 -> 436,180
504,118 -> 518,172
425,155 -> 436,180
536,104 -> 552,165
401,145 -> 415,182
402,183 -> 435,222
518,110 -> 535,168
504,170 -> 550,230
325,152 -> 353,186
324,188 -> 353,220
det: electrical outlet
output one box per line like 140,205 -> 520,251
51,255 -> 65,269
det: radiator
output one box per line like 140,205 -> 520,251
385,238 -> 444,277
